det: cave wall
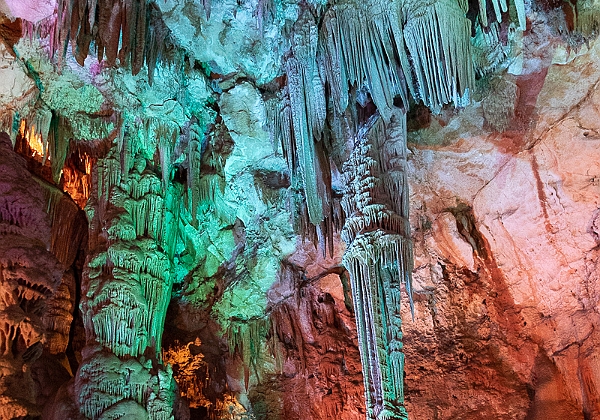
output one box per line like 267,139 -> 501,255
0,131 -> 85,418
0,1 -> 599,420
404,32 -> 600,420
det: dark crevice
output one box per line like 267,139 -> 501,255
447,203 -> 488,259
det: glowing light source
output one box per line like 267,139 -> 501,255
20,119 -> 50,161
62,152 -> 93,208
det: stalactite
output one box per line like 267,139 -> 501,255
227,319 -> 270,367
131,0 -> 148,75
476,0 -> 526,30
576,0 -> 600,36
201,0 -> 212,20
341,111 -> 412,420
0,110 -> 19,147
40,181 -> 86,266
514,0 -> 526,30
48,114 -> 68,184
197,175 -> 225,207
256,0 -> 276,32
145,3 -> 173,85
97,0 -> 121,67
402,0 -> 475,112
470,22 -> 510,78
270,70 -> 346,256
320,0 -> 410,121
226,318 -> 270,390
285,9 -> 329,225
187,130 -> 202,226
269,88 -> 339,255
269,0 -> 484,265
266,94 -> 296,181
25,0 -> 172,82
477,0 -> 504,29
156,121 -> 179,190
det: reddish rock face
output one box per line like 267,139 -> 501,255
402,37 -> 600,420
0,132 -> 84,418
261,253 -> 365,420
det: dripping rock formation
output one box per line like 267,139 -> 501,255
0,1 -> 599,420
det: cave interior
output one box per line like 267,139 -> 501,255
0,0 -> 599,419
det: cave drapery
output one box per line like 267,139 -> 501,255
0,0 -> 600,419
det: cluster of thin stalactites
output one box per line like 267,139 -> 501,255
267,0 -> 527,247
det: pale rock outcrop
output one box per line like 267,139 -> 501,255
0,0 -> 56,24
401,32 -> 600,420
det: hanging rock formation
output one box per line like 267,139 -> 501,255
0,130 -> 85,419
340,112 -> 413,420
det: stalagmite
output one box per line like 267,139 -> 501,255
76,119 -> 185,418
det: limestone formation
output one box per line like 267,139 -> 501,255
0,1 -> 599,420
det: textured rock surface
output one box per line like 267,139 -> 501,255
256,243 -> 365,420
402,34 -> 600,420
0,132 -> 83,419
1,1 -> 600,420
